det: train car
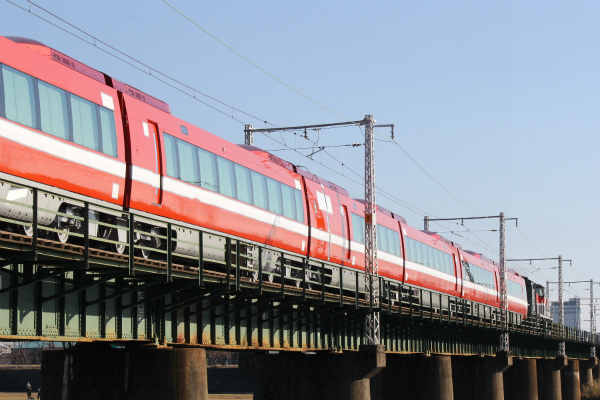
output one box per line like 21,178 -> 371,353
402,227 -> 461,299
0,34 -> 536,321
459,250 -> 499,307
0,35 -> 129,242
524,276 -> 550,319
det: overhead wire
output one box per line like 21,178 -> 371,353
6,0 -> 272,126
10,0 -> 565,287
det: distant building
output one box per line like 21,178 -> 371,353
550,297 -> 581,329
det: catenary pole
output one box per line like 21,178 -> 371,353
364,115 -> 380,345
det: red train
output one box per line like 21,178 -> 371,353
0,35 -> 547,321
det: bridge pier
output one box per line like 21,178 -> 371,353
504,357 -> 538,400
41,344 -> 208,400
537,356 -> 568,400
561,359 -> 580,400
241,345 -> 385,400
580,357 -> 597,388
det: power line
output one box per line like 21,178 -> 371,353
6,0 -> 273,126
161,0 -> 363,131
9,0 -> 564,287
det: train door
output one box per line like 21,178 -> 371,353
142,121 -> 162,206
494,271 -> 500,305
340,204 -> 351,262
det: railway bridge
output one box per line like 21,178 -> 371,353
0,177 -> 597,400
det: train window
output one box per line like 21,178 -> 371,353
415,241 -> 423,265
217,157 -> 236,198
0,66 -> 3,118
407,238 -> 416,262
198,148 -> 218,191
385,228 -> 398,257
250,171 -> 268,210
38,81 -> 69,140
1,65 -> 37,129
508,280 -> 523,299
178,140 -> 199,185
351,214 -> 365,244
266,178 -> 283,215
377,226 -> 388,253
281,184 -> 296,220
163,134 -> 179,178
434,250 -> 441,273
294,190 -> 304,223
235,164 -> 253,205
98,107 -> 117,157
70,94 -> 100,152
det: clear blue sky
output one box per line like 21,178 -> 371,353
2,1 -> 599,329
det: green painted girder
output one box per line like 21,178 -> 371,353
85,277 -> 162,307
154,285 -> 228,314
42,270 -> 127,303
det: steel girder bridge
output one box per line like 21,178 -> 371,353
0,177 -> 597,359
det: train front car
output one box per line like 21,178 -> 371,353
0,35 -> 127,243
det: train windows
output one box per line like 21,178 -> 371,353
250,171 -> 268,210
508,280 -> 523,299
281,184 -> 296,221
294,190 -> 304,223
178,140 -> 199,185
70,94 -> 100,152
38,81 -> 69,140
407,238 -> 416,262
217,157 -> 236,198
197,148 -> 218,191
387,228 -> 400,257
445,254 -> 454,275
351,214 -> 365,244
266,178 -> 283,215
1,65 -> 37,129
377,225 -> 389,254
164,134 -> 179,178
98,107 -> 117,157
434,250 -> 441,273
429,246 -> 437,269
235,164 -> 253,205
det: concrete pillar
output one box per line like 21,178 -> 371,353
561,359 -> 580,400
538,356 -> 568,400
419,355 -> 454,400
350,345 -> 386,400
504,357 -> 538,400
580,357 -> 597,388
41,344 -> 208,400
241,345 -> 385,400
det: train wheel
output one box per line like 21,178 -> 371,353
56,227 -> 70,243
99,226 -> 126,255
136,244 -> 151,259
20,224 -> 34,237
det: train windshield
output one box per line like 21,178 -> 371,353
535,286 -> 545,297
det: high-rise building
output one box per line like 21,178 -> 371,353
550,297 -> 581,329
